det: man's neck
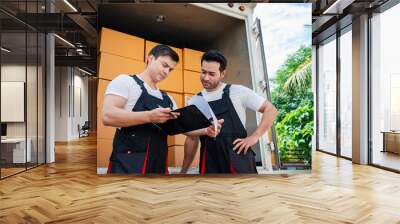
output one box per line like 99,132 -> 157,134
137,70 -> 157,89
205,82 -> 224,92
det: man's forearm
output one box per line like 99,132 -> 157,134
103,107 -> 150,127
181,136 -> 200,173
251,104 -> 278,138
185,128 -> 206,136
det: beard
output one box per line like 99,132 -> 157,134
201,80 -> 219,90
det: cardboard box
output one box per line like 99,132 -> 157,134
97,79 -> 109,109
97,108 -> 116,140
183,48 -> 203,72
98,53 -> 145,81
168,144 -> 200,168
183,70 -> 203,94
166,92 -> 183,108
97,138 -> 113,169
100,27 -> 145,61
168,145 -> 184,167
97,79 -> 116,140
168,134 -> 186,147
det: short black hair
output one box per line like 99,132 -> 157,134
201,50 -> 227,72
149,44 -> 179,63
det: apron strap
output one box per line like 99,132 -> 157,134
161,91 -> 174,109
131,75 -> 148,94
222,84 -> 231,99
222,84 -> 247,136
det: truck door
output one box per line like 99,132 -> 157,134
252,18 -> 281,170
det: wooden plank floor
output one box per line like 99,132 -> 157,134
1,136 -> 400,224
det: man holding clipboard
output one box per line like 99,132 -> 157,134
102,45 -> 222,175
181,50 -> 278,174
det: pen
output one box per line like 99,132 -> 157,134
158,105 -> 177,119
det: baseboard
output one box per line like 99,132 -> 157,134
97,167 -> 108,174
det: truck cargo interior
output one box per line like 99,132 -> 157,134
98,3 -> 262,163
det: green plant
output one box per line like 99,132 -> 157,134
273,45 -> 311,95
272,88 -> 313,123
270,45 -> 314,165
276,104 -> 314,164
271,45 -> 313,123
284,57 -> 311,93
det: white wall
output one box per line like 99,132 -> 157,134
1,63 -> 46,164
370,4 -> 400,155
1,65 -> 38,138
55,67 -> 69,141
54,67 -> 89,141
376,5 -> 400,130
71,72 -> 89,138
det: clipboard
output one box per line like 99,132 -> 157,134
158,105 -> 211,135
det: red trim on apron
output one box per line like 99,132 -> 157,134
141,142 -> 150,175
165,146 -> 169,175
201,142 -> 207,174
107,161 -> 112,174
229,163 -> 237,175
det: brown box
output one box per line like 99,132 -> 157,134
183,48 -> 203,72
168,144 -> 200,168
99,27 -> 145,61
97,108 -> 116,140
167,134 -> 186,147
97,79 -> 109,109
97,79 -> 116,140
98,53 -> 145,81
183,70 -> 203,94
97,138 -> 113,169
166,92 -> 183,108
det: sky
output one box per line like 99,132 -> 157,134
253,3 -> 312,80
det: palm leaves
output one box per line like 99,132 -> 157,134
283,57 -> 311,93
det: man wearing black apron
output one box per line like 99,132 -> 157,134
181,50 -> 278,174
102,45 -> 221,175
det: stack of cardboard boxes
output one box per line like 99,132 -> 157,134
97,27 -> 204,170
97,28 -> 146,169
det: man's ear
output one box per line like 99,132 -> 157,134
221,70 -> 226,79
147,55 -> 155,65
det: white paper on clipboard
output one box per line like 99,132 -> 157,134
188,95 -> 218,132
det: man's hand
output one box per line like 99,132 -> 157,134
205,119 -> 224,138
149,108 -> 180,124
232,135 -> 258,154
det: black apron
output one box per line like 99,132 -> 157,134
199,84 -> 257,174
107,75 -> 173,175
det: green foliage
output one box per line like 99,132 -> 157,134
271,46 -> 313,123
274,46 -> 311,93
276,104 -> 314,164
272,88 -> 313,123
284,58 -> 311,93
270,45 -> 314,165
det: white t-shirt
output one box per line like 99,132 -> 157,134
200,83 -> 266,127
105,74 -> 177,111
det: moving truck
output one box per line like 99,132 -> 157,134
96,3 -> 279,174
